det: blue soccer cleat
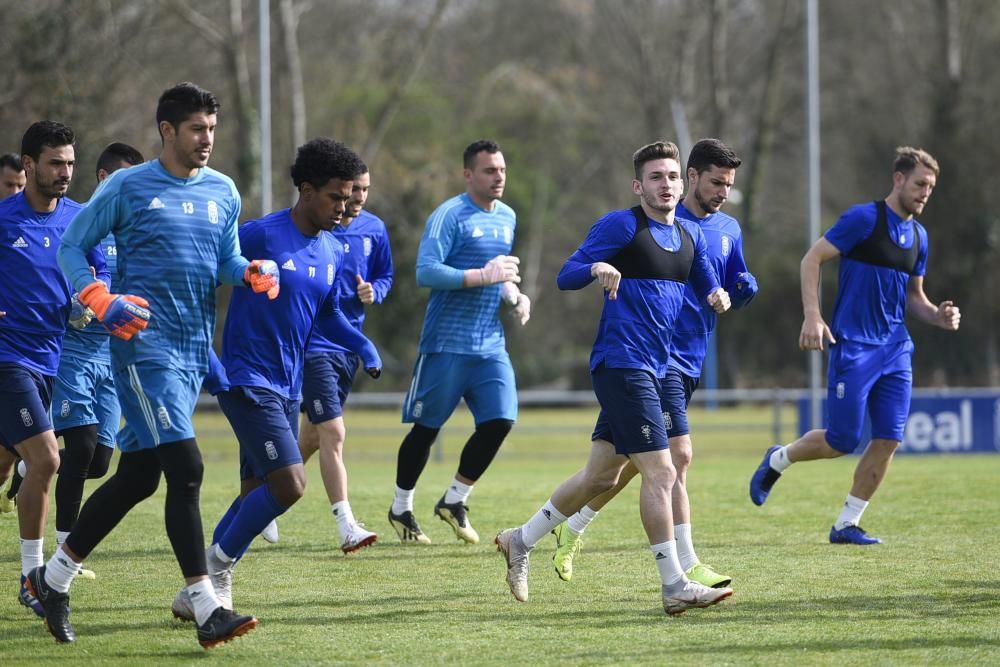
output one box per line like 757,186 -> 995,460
19,574 -> 44,618
749,445 -> 783,506
829,524 -> 882,545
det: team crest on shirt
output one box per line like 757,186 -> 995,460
503,226 -> 512,245
363,237 -> 372,256
207,200 -> 219,224
721,235 -> 731,257
327,263 -> 334,284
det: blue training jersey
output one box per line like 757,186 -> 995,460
824,201 -> 928,345
415,193 -> 517,355
557,207 -> 719,377
308,209 -> 393,355
222,209 -> 378,401
61,234 -> 120,364
667,201 -> 753,378
0,192 -> 108,376
58,159 -> 248,372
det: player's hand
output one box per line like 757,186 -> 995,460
355,274 -> 374,304
511,293 -> 531,326
79,281 -> 151,341
799,313 -> 836,351
365,367 -> 382,379
244,259 -> 280,299
937,300 -> 960,331
68,293 -> 95,329
707,288 -> 730,314
481,255 -> 521,285
590,262 -> 621,300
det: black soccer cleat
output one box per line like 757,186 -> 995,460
197,606 -> 258,649
25,565 -> 75,643
433,495 -> 480,544
388,508 -> 432,545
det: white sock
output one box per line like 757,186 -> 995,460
651,540 -> 686,588
521,500 -> 567,548
443,478 -> 473,505
770,446 -> 792,472
55,530 -> 70,548
674,524 -> 700,571
186,579 -> 224,626
392,486 -> 414,515
214,542 -> 236,565
834,494 -> 869,530
20,538 -> 43,576
44,548 -> 80,593
17,459 -> 27,477
331,501 -> 356,537
566,505 -> 599,535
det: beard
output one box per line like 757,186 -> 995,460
641,188 -> 677,214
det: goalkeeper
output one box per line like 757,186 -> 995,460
388,139 -> 530,546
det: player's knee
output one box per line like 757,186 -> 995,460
116,451 -> 162,501
474,419 -> 514,455
157,438 -> 205,491
317,418 -> 347,451
404,424 -> 440,453
87,446 -> 114,479
669,438 -> 693,474
824,429 -> 858,456
268,465 -> 306,508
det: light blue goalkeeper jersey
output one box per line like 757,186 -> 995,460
58,159 -> 249,372
415,192 -> 516,355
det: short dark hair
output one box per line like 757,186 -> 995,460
0,153 -> 23,172
290,138 -> 365,189
893,146 -> 939,177
632,140 -> 680,179
463,139 -> 501,169
21,121 -> 75,161
156,82 -> 220,138
96,142 -> 144,178
686,138 -> 742,174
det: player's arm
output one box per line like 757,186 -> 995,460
906,275 -> 960,331
58,176 -> 150,340
557,212 -> 635,299
220,207 -> 280,299
725,234 -> 757,309
316,291 -> 382,378
203,347 -> 231,396
688,225 -> 728,314
415,207 -> 519,290
798,237 -> 841,350
366,229 -> 394,304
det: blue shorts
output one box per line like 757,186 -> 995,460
826,339 -> 913,453
52,353 -> 120,448
0,363 -> 54,452
402,352 -> 518,428
301,351 -> 359,423
591,365 -> 668,455
113,363 -> 202,451
217,385 -> 302,481
660,367 -> 700,439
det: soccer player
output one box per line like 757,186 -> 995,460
1,152 -> 27,199
298,164 -> 393,553
0,121 -> 109,618
170,138 -> 381,619
495,141 -> 734,616
749,147 -> 960,545
549,139 -> 757,587
29,82 -> 275,648
49,142 -> 145,579
388,139 -> 530,545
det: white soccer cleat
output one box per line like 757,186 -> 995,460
496,527 -> 531,602
260,519 -> 280,544
172,587 -> 196,622
205,545 -> 236,611
661,581 -> 733,616
341,523 -> 378,554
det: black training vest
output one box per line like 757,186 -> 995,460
608,206 -> 694,282
845,200 -> 919,274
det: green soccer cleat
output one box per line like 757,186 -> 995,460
685,562 -> 732,589
551,523 -> 583,582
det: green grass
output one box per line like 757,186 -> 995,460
2,406 -> 999,665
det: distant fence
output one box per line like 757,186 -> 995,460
197,387 -> 1000,454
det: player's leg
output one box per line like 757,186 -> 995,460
391,353 -> 460,543
437,353 -> 517,544
750,341 -> 875,506
831,341 -> 913,545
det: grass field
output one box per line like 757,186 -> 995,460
1,405 -> 999,665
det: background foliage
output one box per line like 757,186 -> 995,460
3,0 -> 997,390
